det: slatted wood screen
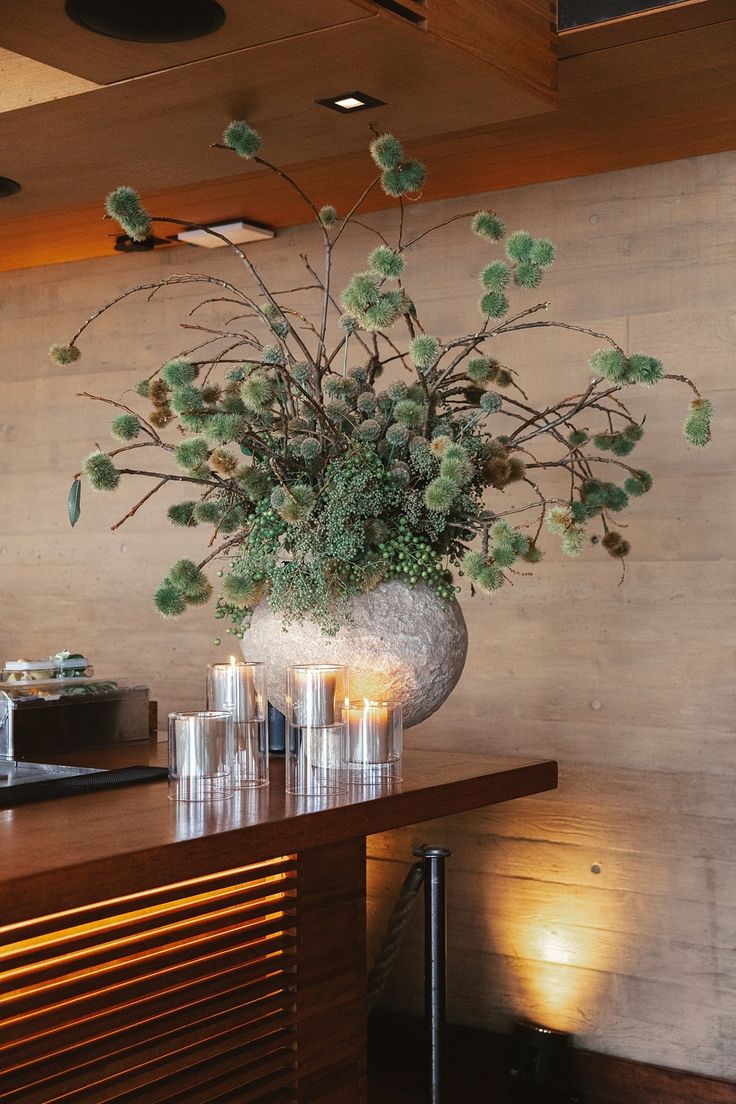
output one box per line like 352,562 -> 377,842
0,857 -> 298,1103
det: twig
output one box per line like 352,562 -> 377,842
110,479 -> 168,531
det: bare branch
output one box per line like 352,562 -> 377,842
110,478 -> 168,531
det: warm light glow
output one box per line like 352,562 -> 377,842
0,858 -> 298,1100
487,881 -> 623,1033
335,96 -> 365,110
0,856 -> 295,937
230,654 -> 237,666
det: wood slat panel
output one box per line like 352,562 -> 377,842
0,856 -> 296,942
0,859 -> 299,1104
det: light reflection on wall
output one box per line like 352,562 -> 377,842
489,887 -> 621,1034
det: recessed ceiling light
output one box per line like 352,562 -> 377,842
65,0 -> 225,43
176,220 -> 275,249
316,91 -> 386,114
0,177 -> 21,198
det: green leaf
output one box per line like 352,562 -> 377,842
68,478 -> 81,527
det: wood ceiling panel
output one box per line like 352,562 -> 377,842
561,18 -> 736,96
0,48 -> 98,112
558,0 -> 736,56
0,17 -> 552,224
2,51 -> 733,275
0,0 -> 371,84
0,2 -> 733,273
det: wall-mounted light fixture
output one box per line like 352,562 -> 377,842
176,220 -> 275,249
65,0 -> 225,43
315,91 -> 386,114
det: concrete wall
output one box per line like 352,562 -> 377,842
1,151 -> 734,1077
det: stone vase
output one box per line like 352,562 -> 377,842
242,580 -> 468,729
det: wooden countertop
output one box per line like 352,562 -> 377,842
0,743 -> 557,924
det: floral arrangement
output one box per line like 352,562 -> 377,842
53,123 -> 713,643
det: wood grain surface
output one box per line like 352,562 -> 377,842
0,747 -> 556,925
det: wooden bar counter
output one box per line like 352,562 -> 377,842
0,745 -> 557,1103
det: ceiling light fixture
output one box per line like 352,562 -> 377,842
176,221 -> 275,249
65,0 -> 225,43
315,91 -> 386,114
0,177 -> 21,198
113,234 -> 169,253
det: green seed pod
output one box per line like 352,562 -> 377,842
167,501 -> 196,527
82,451 -> 119,491
223,120 -> 262,159
480,261 -> 510,292
161,357 -> 198,388
370,133 -> 404,170
471,211 -> 505,241
467,357 -> 499,384
175,437 -> 209,472
170,385 -> 203,415
684,398 -> 712,447
154,580 -> 187,618
624,469 -> 653,497
424,476 -> 459,513
111,413 -> 141,441
529,238 -> 555,268
49,343 -> 81,366
506,230 -> 534,264
192,501 -> 222,524
240,373 -> 273,412
370,244 -> 405,278
513,262 -> 543,289
319,205 -> 338,227
480,392 -> 502,414
479,291 -> 509,319
394,399 -> 424,428
589,348 -> 629,384
627,353 -> 663,386
105,185 -> 151,242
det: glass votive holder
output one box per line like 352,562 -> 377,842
168,711 -> 233,802
206,660 -> 269,789
343,699 -> 402,786
285,664 -> 348,796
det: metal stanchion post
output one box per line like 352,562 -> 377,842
414,845 -> 453,1104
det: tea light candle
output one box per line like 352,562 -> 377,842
346,698 -> 390,763
288,665 -> 344,727
206,657 -> 261,722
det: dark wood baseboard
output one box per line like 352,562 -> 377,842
368,1011 -> 736,1104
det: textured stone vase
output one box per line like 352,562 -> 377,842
243,580 -> 468,729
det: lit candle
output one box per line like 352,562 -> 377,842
288,665 -> 343,727
346,698 -> 390,764
206,657 -> 260,721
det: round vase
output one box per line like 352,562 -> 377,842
243,580 -> 468,729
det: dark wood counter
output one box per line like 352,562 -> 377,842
0,744 -> 556,924
0,745 -> 557,1104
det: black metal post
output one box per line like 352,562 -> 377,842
414,845 -> 452,1104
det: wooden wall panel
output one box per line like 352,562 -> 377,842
0,150 -> 734,1079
